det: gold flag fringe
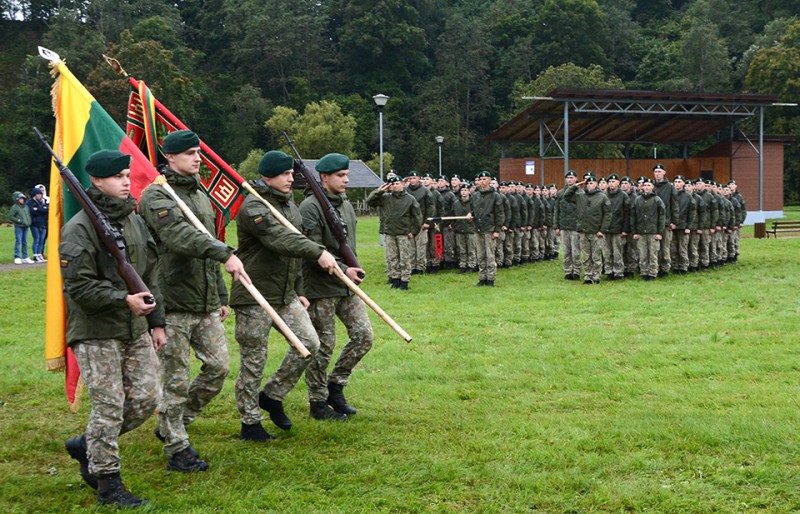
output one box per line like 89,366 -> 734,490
69,377 -> 84,413
46,356 -> 65,372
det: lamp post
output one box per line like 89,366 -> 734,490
373,94 -> 389,181
435,135 -> 444,178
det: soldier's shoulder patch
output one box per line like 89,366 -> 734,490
253,215 -> 264,225
60,258 -> 69,268
157,208 -> 170,219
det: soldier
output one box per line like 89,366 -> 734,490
603,174 -> 631,280
139,130 -> 248,472
729,180 -> 746,260
503,182 -> 521,267
492,179 -> 510,268
693,179 -> 717,271
437,176 -> 457,269
630,178 -> 666,280
472,171 -> 505,286
685,180 -> 702,272
452,184 -> 477,272
671,175 -> 697,275
554,171 -> 580,280
405,171 -> 436,274
422,173 -> 442,273
300,153 -> 374,419
62,150 -> 165,507
565,174 -> 610,284
367,175 -> 422,289
546,185 -> 559,259
619,177 -> 638,277
231,150 -> 342,441
652,164 -> 679,277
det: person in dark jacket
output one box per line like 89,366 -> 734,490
9,192 -> 32,264
670,175 -> 697,274
564,174 -> 611,284
471,171 -> 505,286
139,130 -> 249,472
61,150 -> 166,508
630,178 -> 666,280
554,170 -> 580,280
652,164 -> 679,277
602,174 -> 631,280
27,187 -> 49,262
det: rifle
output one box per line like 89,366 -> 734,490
282,132 -> 364,279
33,127 -> 154,304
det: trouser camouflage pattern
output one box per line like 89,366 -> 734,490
495,230 -> 506,264
579,232 -> 604,281
306,295 -> 373,403
718,230 -> 729,261
658,226 -> 672,273
561,229 -> 581,276
689,231 -> 700,269
624,235 -> 638,274
513,228 -> 523,262
714,230 -> 725,262
521,229 -> 531,260
728,229 -> 737,258
733,227 -> 741,256
503,229 -> 515,266
531,229 -> 544,260
476,233 -> 497,281
699,229 -> 713,267
549,228 -> 560,255
637,235 -> 660,277
427,227 -> 441,267
602,233 -> 625,277
157,311 -> 228,458
234,300 -> 321,425
73,333 -> 160,475
444,228 -> 456,264
412,228 -> 428,271
385,234 -> 414,281
673,230 -> 690,271
455,232 -> 477,269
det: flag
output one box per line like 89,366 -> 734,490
41,48 -> 159,411
124,74 -> 246,240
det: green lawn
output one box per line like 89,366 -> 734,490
1,216 -> 799,512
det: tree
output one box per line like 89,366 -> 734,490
264,100 -> 357,158
679,19 -> 732,92
532,0 -> 612,71
222,85 -> 272,164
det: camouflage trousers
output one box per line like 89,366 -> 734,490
234,300 -> 320,425
727,230 -> 737,259
624,234 -> 638,274
495,230 -> 506,264
689,231 -> 701,268
733,227 -> 741,256
476,233 -> 497,281
305,295 -> 374,403
699,229 -> 714,267
502,228 -> 515,266
427,227 -> 441,266
385,234 -> 414,281
412,227 -> 428,271
579,232 -> 604,281
520,229 -> 532,260
530,229 -> 544,260
561,229 -> 581,276
714,230 -> 726,261
443,228 -> 456,263
513,228 -> 524,262
73,333 -> 160,475
602,233 -> 625,277
658,227 -> 672,273
672,230 -> 690,271
637,235 -> 660,277
455,232 -> 477,269
548,228 -> 559,255
157,311 -> 229,458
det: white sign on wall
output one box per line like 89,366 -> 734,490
525,161 -> 535,175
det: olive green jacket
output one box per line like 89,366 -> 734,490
564,185 -> 611,234
230,182 -> 324,308
367,189 -> 422,236
60,187 -> 165,345
139,169 -> 231,313
470,187 -> 505,234
451,196 -> 476,233
554,187 -> 578,231
630,192 -> 666,235
406,184 -> 436,222
299,189 -> 357,300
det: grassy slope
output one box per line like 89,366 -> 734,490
0,213 -> 799,512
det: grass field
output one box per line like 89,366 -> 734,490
1,209 -> 799,512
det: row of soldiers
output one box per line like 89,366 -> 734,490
61,131 -> 372,507
554,164 -> 747,283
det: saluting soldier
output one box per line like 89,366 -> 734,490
300,153 -> 374,419
554,171 -> 581,279
565,173 -> 610,284
231,150 -> 341,442
139,130 -> 249,473
62,150 -> 165,508
603,174 -> 631,280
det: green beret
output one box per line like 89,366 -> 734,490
598,176 -> 607,183
548,184 -> 556,189
653,163 -> 665,171
607,173 -> 620,181
451,175 -> 461,180
161,130 -> 200,154
316,153 -> 350,174
642,178 -> 653,184
423,172 -> 433,179
407,171 -> 420,177
386,176 -> 402,183
620,176 -> 630,183
728,180 -> 736,185
85,149 -> 131,178
565,170 -> 576,177
258,150 -> 294,177
584,174 -> 597,182
475,171 -> 492,179
673,175 -> 686,181
637,176 -> 646,181
440,175 -> 449,181
533,185 -> 540,191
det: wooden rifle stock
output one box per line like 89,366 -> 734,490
33,127 -> 154,304
281,132 -> 364,279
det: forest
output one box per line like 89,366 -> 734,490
1,0 -> 798,207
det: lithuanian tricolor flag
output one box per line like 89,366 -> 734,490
42,48 -> 158,411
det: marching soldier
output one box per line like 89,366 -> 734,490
300,153 -> 374,419
62,150 -> 165,507
139,130 -> 249,472
231,150 -> 342,441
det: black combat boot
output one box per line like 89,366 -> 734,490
167,446 -> 208,472
476,279 -> 486,286
399,281 -> 409,290
309,401 -> 348,421
96,472 -> 148,508
458,267 -> 468,274
327,382 -> 357,415
389,278 -> 401,288
154,428 -> 199,457
259,391 -> 292,430
485,279 -> 495,287
65,434 -> 97,489
240,422 -> 276,442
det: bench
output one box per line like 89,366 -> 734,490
766,220 -> 800,238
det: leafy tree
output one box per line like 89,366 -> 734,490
237,148 -> 265,181
264,100 -> 357,158
222,84 -> 272,164
533,0 -> 612,70
512,63 -> 624,114
630,36 -> 689,90
88,0 -> 182,42
679,18 -> 731,92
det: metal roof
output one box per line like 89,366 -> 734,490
292,159 -> 383,189
488,88 -> 781,145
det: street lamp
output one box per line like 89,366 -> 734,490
435,135 -> 444,178
373,94 -> 389,181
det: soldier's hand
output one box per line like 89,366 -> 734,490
555,229 -> 560,236
491,231 -> 499,240
298,295 -> 310,309
596,232 -> 604,238
684,228 -> 690,234
655,234 -> 663,241
422,223 -> 430,230
466,212 -> 473,220
151,327 -> 167,352
621,232 -> 628,238
346,266 -> 365,285
669,223 -> 676,230
633,234 -> 639,240
225,254 -> 251,284
220,305 -> 231,322
317,250 -> 338,274
408,233 -> 415,239
126,292 -> 156,317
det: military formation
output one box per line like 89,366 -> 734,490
60,131 -> 373,507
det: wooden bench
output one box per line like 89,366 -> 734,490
766,220 -> 800,238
